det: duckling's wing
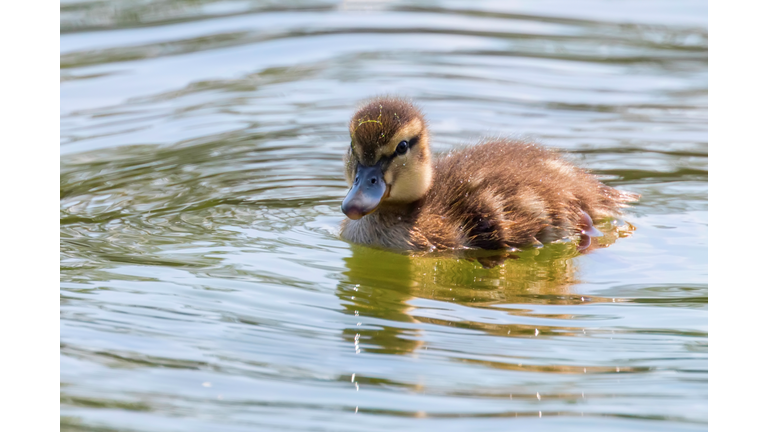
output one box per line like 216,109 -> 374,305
426,139 -> 638,249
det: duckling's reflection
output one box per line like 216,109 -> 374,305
337,224 -> 632,356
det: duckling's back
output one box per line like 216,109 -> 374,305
413,139 -> 637,250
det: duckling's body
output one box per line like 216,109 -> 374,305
340,97 -> 637,252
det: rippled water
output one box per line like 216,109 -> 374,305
60,1 -> 708,430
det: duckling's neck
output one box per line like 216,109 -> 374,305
342,200 -> 424,250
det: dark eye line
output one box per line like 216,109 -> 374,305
364,134 -> 422,167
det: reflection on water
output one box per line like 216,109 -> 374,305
61,0 -> 707,431
339,246 -> 582,356
338,227 -> 631,357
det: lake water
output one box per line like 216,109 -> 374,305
60,1 -> 708,430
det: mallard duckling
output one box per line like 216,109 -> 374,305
340,96 -> 638,252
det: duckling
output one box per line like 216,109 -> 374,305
340,96 -> 638,252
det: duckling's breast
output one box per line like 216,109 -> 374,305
341,212 -> 420,250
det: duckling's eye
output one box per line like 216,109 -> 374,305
395,140 -> 409,156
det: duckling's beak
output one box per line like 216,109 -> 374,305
342,162 -> 389,220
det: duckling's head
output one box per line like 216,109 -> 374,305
342,97 -> 433,220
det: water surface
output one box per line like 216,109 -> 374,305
61,1 -> 708,430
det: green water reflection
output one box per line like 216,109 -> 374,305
338,225 -> 630,355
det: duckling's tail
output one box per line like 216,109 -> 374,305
613,189 -> 641,204
593,185 -> 640,219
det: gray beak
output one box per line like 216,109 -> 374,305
341,162 -> 387,220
